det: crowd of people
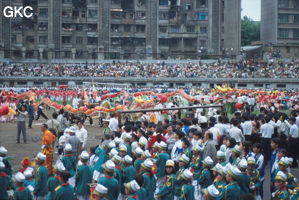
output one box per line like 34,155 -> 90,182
0,93 -> 299,200
0,60 -> 298,78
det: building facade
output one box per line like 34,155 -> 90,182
261,0 -> 299,58
0,0 -> 241,60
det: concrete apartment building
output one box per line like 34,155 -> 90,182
0,0 -> 241,60
261,0 -> 299,58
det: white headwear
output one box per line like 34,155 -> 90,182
125,180 -> 140,192
80,151 -> 90,160
0,146 -> 7,154
134,147 -> 144,155
36,152 -> 46,161
216,150 -> 225,158
181,169 -> 193,180
108,141 -> 116,149
139,137 -> 148,147
238,158 -> 248,169
159,141 -> 167,149
56,162 -> 66,172
206,184 -> 220,197
23,167 -> 34,178
95,184 -> 108,194
15,172 -> 26,182
64,143 -> 72,152
202,156 -> 214,166
0,161 -> 5,169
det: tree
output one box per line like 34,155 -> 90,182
241,16 -> 260,46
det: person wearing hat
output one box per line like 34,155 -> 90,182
124,180 -> 140,200
203,184 -> 220,200
23,167 -> 35,188
246,157 -> 261,199
141,158 -> 156,200
98,160 -> 120,200
76,151 -> 93,200
174,154 -> 190,199
133,147 -> 144,173
212,163 -> 225,200
290,184 -> 299,200
55,171 -> 75,200
111,154 -> 122,194
62,144 -> 77,179
122,155 -> 137,194
0,161 -> 14,200
273,171 -> 292,199
93,183 -> 108,200
119,144 -> 128,158
273,157 -> 296,190
156,141 -> 170,190
236,158 -> 250,196
13,172 -> 32,200
122,132 -> 132,157
0,146 -> 12,177
46,163 -> 64,200
20,157 -> 31,173
156,160 -> 176,200
190,145 -> 203,181
34,152 -> 48,199
41,124 -> 56,175
93,144 -> 106,173
223,165 -> 241,200
229,145 -> 241,165
179,169 -> 195,200
198,156 -> 214,189
216,151 -> 226,167
138,136 -> 148,151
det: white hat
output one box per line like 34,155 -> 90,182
94,184 -> 108,195
0,161 -> 5,169
192,145 -> 204,152
56,162 -> 66,172
134,147 -> 144,155
213,163 -> 224,175
124,155 -> 133,164
36,152 -> 46,161
119,144 -> 127,152
232,145 -> 241,154
216,150 -> 225,158
204,184 -> 220,197
108,141 -> 116,149
124,180 -> 140,193
228,165 -> 242,178
64,143 -> 72,152
238,158 -> 248,169
141,158 -> 153,171
158,141 -> 167,149
279,157 -> 289,166
77,160 -> 83,167
179,154 -> 190,164
286,157 -> 293,166
181,169 -> 193,180
223,163 -> 232,174
109,148 -> 119,157
114,137 -> 122,144
123,133 -> 132,140
23,167 -> 34,178
112,154 -> 122,163
102,160 -> 115,173
247,157 -> 255,165
69,126 -> 77,133
165,160 -> 175,168
0,146 -> 7,154
80,151 -> 90,160
202,156 -> 214,167
139,137 -> 148,147
153,141 -> 159,148
15,172 -> 26,182
275,171 -> 287,182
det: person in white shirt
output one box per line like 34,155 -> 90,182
108,113 -> 119,132
288,117 -> 298,167
76,121 -> 88,150
72,96 -> 79,109
228,119 -> 244,143
214,116 -> 229,136
208,122 -> 221,146
260,117 -> 274,161
171,130 -> 184,162
241,115 -> 252,141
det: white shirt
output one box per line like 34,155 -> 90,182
109,117 -> 119,132
289,124 -> 299,138
260,123 -> 274,138
215,123 -> 228,136
241,121 -> 253,136
76,127 -> 88,148
198,115 -> 208,123
296,116 -> 299,130
171,140 -> 183,162
209,127 -> 221,145
228,126 -> 244,143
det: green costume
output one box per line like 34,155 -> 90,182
273,188 -> 291,200
14,186 -> 33,200
136,187 -> 147,200
62,154 -> 76,177
34,165 -> 48,197
180,184 -> 195,200
24,178 -> 35,189
213,178 -> 225,200
0,171 -> 14,200
246,168 -> 261,197
124,143 -> 132,157
198,168 -> 213,189
273,169 -> 296,190
290,186 -> 299,200
1,157 -> 12,177
98,175 -> 120,200
190,154 -> 202,180
134,159 -> 144,173
183,148 -> 192,160
156,174 -> 175,200
223,182 -> 240,200
75,164 -> 93,197
123,165 -> 137,184
174,168 -> 185,197
46,175 -> 60,200
113,165 -> 122,192
55,183 -> 75,200
156,152 -> 170,178
126,193 -> 138,200
237,171 -> 250,195
142,172 -> 156,200
93,146 -> 106,172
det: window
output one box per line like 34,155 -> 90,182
124,25 -> 131,33
159,0 -> 168,6
87,24 -> 97,31
76,37 -> 83,44
62,23 -> 73,31
185,4 -> 191,10
254,83 -> 263,87
38,22 -> 48,31
293,29 -> 299,39
186,26 -> 195,33
81,10 -> 86,18
88,9 -> 98,18
200,26 -> 207,34
170,26 -> 180,33
89,0 -> 97,3
278,29 -> 289,38
26,36 -> 34,43
294,15 -> 299,24
136,11 -> 146,19
185,38 -> 196,47
39,35 -> 47,44
62,9 -> 72,17
159,38 -> 169,46
277,84 -> 286,88
11,35 -> 17,43
200,40 -> 207,47
278,0 -> 289,8
237,83 -> 247,87
197,12 -> 208,21
196,0 -> 207,8
39,8 -> 48,17
278,14 -> 289,23
159,11 -> 168,20
87,37 -> 98,45
76,24 -> 84,31
136,25 -> 145,33
62,0 -> 71,3
62,36 -> 72,44
169,38 -> 179,47
159,26 -> 168,33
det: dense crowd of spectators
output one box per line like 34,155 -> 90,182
0,61 -> 298,78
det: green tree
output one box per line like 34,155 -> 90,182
241,16 -> 260,46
